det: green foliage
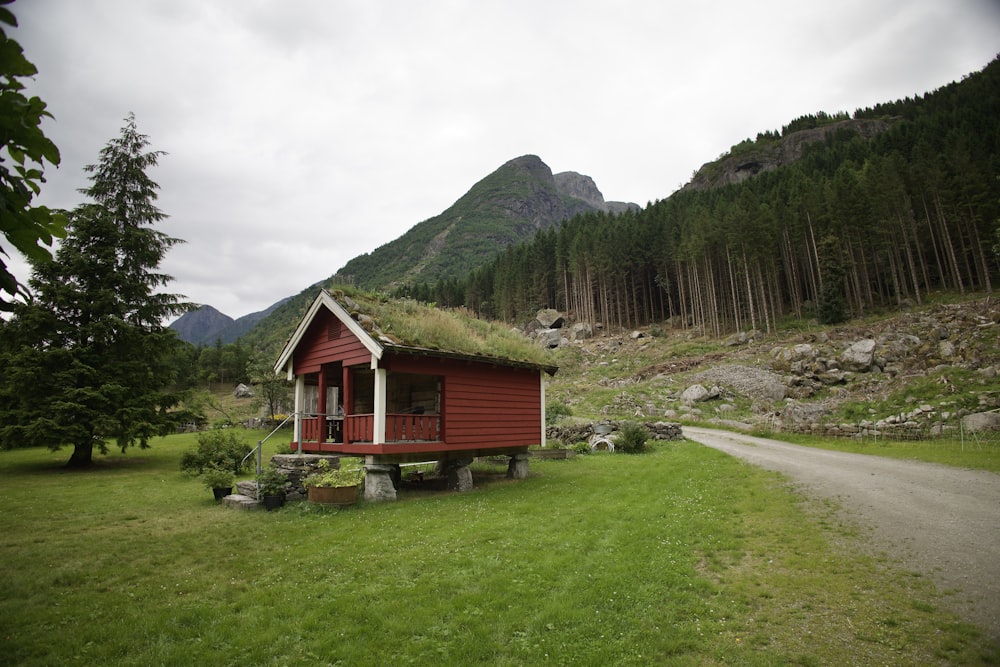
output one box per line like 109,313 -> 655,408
257,463 -> 287,496
571,440 -> 591,455
546,401 -> 573,423
199,465 -> 234,490
817,235 -> 847,324
614,421 -> 651,454
179,428 -> 251,476
323,286 -> 554,367
0,3 -> 66,309
246,352 -> 291,420
0,114 -> 189,467
302,457 -> 365,488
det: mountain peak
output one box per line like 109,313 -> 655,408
334,155 -> 631,289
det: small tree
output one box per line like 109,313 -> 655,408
817,235 -> 847,325
614,421 -> 650,454
180,429 -> 251,476
247,353 -> 291,423
0,2 -> 66,309
0,114 -> 190,467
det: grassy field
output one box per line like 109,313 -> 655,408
758,431 -> 1000,473
1,430 -> 997,666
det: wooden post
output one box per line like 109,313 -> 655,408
317,367 -> 327,444
342,366 -> 352,444
373,368 -> 387,444
294,375 -> 304,454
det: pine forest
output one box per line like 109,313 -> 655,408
411,56 -> 1000,335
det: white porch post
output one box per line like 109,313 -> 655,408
294,374 -> 305,454
373,367 -> 387,444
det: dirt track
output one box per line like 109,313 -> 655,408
683,426 -> 1000,641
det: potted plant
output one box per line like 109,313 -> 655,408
302,459 -> 365,505
258,464 -> 287,511
202,466 -> 235,500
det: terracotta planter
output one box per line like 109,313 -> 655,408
307,484 -> 359,506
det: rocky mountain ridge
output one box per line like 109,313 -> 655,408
333,154 -> 637,288
682,118 -> 892,192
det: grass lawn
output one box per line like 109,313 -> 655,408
753,431 -> 1000,473
1,431 -> 997,665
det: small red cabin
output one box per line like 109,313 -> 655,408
273,289 -> 557,499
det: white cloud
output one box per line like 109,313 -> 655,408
8,0 -> 999,318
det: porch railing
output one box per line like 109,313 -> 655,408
299,413 -> 441,444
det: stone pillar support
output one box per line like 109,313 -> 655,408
507,452 -> 530,479
439,457 -> 474,492
364,463 -> 398,502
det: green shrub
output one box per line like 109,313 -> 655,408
546,402 -> 573,423
302,458 -> 365,488
614,421 -> 650,454
258,464 -> 288,496
200,466 -> 235,490
180,429 -> 251,475
571,441 -> 591,455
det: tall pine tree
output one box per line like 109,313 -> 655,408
0,114 -> 190,467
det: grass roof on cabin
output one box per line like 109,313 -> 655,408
326,287 -> 556,370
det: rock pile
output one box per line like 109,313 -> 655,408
524,309 -> 594,348
547,419 -> 682,446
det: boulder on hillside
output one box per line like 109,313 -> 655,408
535,309 -> 565,329
840,339 -> 876,372
960,411 -> 1000,433
782,400 -> 828,426
233,383 -> 254,398
536,328 -> 565,349
569,322 -> 593,341
681,384 -> 719,404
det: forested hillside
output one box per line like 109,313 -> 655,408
425,57 -> 999,334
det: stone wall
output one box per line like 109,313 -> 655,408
547,419 -> 683,445
269,454 -> 342,500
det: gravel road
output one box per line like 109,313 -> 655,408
683,426 -> 1000,641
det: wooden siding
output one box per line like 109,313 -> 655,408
384,353 -> 543,449
293,309 -> 372,374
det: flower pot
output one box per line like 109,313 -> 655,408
212,486 -> 232,501
307,484 -> 359,506
262,493 -> 285,511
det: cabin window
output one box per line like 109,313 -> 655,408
352,368 -> 375,414
302,369 -> 343,416
387,372 -> 440,414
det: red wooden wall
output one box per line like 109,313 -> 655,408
293,309 -> 372,374
384,354 -> 543,449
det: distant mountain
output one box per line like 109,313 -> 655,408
170,298 -> 292,346
170,305 -> 233,346
333,155 -> 638,289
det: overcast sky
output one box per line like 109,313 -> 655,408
9,0 -> 999,320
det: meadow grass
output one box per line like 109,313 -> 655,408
758,432 -> 1000,473
1,431 -> 997,665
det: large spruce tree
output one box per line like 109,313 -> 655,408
0,114 -> 189,467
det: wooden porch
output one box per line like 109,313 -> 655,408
294,412 -> 443,453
